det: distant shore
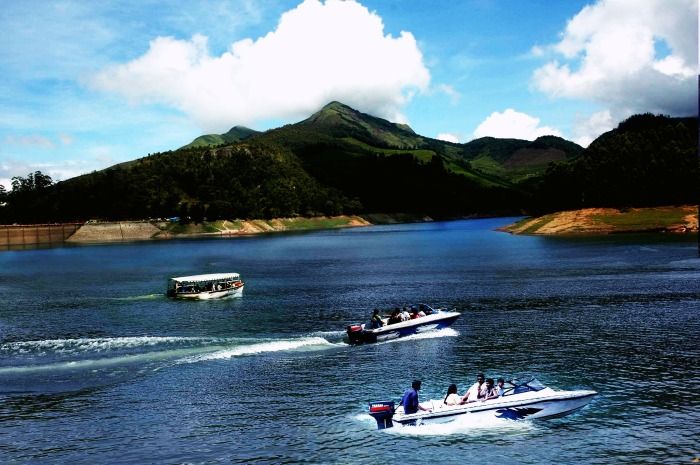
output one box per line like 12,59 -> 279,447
500,205 -> 698,235
64,215 -> 374,243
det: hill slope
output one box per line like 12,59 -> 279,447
529,114 -> 698,213
180,126 -> 258,149
1,104 -> 693,224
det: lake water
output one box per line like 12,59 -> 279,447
1,218 -> 699,464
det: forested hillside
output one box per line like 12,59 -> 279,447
528,114 -> 698,213
0,104 -> 695,224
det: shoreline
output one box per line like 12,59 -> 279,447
500,205 -> 698,236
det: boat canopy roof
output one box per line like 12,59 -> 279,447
170,273 -> 240,283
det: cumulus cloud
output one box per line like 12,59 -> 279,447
532,0 -> 697,116
572,110 -> 615,147
89,0 -> 430,131
473,109 -> 562,140
436,133 -> 460,143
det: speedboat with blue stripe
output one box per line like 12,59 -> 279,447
368,378 -> 596,429
346,304 -> 460,344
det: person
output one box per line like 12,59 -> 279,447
388,309 -> 402,325
496,378 -> 506,397
370,309 -> 384,329
401,380 -> 431,414
461,373 -> 485,404
482,378 -> 499,400
443,384 -> 461,406
400,307 -> 411,321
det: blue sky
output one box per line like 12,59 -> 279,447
0,0 -> 696,189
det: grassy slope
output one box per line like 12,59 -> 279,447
501,205 -> 698,235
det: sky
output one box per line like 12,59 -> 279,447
0,0 -> 697,189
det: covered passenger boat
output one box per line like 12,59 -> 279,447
346,304 -> 460,344
167,273 -> 244,300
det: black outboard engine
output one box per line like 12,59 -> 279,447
346,324 -> 364,345
369,401 -> 395,429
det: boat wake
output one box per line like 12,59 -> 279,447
104,293 -> 164,301
354,411 -> 536,437
179,337 -> 340,363
375,327 -> 459,345
0,334 -> 342,377
384,412 -> 537,437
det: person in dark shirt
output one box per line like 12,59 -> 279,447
370,309 -> 384,328
400,380 -> 431,414
387,309 -> 402,325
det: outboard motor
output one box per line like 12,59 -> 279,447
346,324 -> 364,345
369,401 -> 395,429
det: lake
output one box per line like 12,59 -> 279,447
1,218 -> 698,464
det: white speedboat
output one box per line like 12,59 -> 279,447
346,304 -> 460,344
369,379 -> 596,429
167,273 -> 244,300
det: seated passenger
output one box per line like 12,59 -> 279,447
443,384 -> 461,406
387,309 -> 402,325
482,378 -> 499,400
400,307 -> 411,321
496,378 -> 506,397
370,309 -> 384,329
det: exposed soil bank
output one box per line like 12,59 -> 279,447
500,205 -> 698,235
65,215 -> 373,243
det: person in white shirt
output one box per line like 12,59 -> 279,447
461,373 -> 485,404
495,378 -> 506,397
443,384 -> 462,406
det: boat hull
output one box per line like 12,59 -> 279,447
391,388 -> 596,428
347,312 -> 460,344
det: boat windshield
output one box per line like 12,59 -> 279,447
505,378 -> 546,395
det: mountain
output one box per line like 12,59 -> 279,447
529,113 -> 698,213
180,126 -> 258,149
1,103 -> 692,224
462,135 -> 583,183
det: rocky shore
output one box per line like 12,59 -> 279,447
65,215 -> 373,243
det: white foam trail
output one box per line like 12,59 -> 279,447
182,337 -> 338,363
375,328 -> 459,345
0,346 -> 221,375
385,412 -> 538,437
310,330 -> 347,338
0,336 -> 223,355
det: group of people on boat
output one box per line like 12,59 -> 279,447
370,305 -> 434,328
445,373 -> 506,405
400,373 -> 506,414
174,280 -> 239,294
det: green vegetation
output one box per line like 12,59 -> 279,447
591,207 -> 689,230
531,114 -> 698,213
0,103 -> 695,226
180,126 -> 258,149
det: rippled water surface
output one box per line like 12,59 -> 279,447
1,218 -> 699,464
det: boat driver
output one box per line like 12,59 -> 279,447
401,380 -> 432,414
370,309 -> 384,328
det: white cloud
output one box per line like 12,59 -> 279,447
4,135 -> 55,148
473,109 -> 562,140
435,84 -> 461,104
571,110 -> 615,147
89,0 -> 430,131
532,0 -> 697,116
436,133 -> 460,143
0,157 -> 105,190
